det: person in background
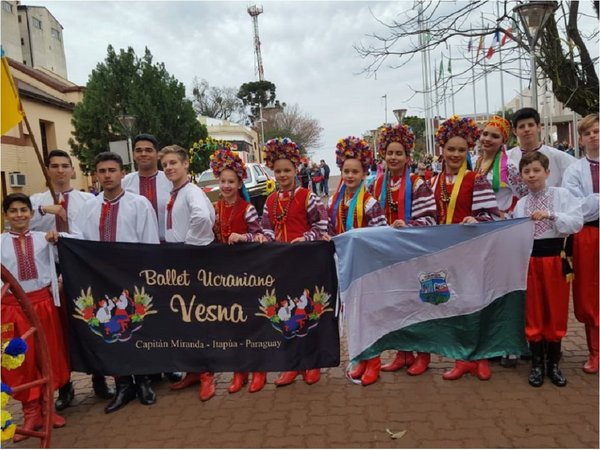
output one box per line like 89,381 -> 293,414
562,113 -> 599,374
320,159 -> 330,196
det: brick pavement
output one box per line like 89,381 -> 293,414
5,304 -> 598,449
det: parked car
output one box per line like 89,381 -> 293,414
197,163 -> 275,214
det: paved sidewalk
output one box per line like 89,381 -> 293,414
6,304 -> 598,449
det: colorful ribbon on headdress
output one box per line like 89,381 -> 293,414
379,166 -> 412,223
346,181 -> 365,231
491,149 -> 509,192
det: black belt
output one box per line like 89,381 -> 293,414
531,238 -> 564,257
584,220 -> 599,228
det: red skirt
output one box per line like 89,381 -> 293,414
1,287 -> 70,402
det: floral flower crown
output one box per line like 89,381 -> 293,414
485,115 -> 511,142
335,136 -> 373,171
209,148 -> 247,180
435,115 -> 481,149
263,137 -> 301,169
378,123 -> 416,158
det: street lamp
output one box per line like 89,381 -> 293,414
513,1 -> 558,111
117,114 -> 137,171
393,108 -> 407,124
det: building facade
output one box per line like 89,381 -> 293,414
199,116 -> 261,163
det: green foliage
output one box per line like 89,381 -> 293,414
69,45 -> 207,174
237,80 -> 277,121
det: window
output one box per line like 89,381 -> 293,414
32,17 -> 42,29
51,28 -> 61,41
2,2 -> 13,13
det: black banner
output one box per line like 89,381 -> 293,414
57,238 -> 339,376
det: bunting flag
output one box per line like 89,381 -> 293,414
477,35 -> 485,55
1,54 -> 24,135
333,219 -> 534,362
501,28 -> 513,45
486,46 -> 495,59
487,30 -> 501,59
467,39 -> 472,52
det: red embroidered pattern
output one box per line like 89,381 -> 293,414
588,159 -> 599,194
526,189 -> 554,237
11,233 -> 38,281
166,181 -> 189,230
139,174 -> 158,217
99,192 -> 124,242
55,189 -> 71,232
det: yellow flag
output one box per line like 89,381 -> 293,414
1,57 -> 24,135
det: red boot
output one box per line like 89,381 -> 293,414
584,325 -> 599,374
407,352 -> 430,376
13,400 -> 43,443
171,372 -> 200,390
274,371 -> 299,387
199,372 -> 215,401
381,351 -> 405,372
228,372 -> 248,393
442,360 -> 478,380
303,368 -> 321,385
361,357 -> 381,386
475,359 -> 492,380
349,360 -> 367,379
249,372 -> 266,393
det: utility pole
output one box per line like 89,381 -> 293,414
247,5 -> 265,81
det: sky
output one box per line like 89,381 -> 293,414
21,0 -> 599,174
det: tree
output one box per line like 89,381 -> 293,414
191,78 -> 247,122
355,1 -> 598,116
403,116 -> 426,158
237,80 -> 277,123
69,45 -> 206,173
262,103 -> 323,155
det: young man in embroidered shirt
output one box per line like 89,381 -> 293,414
562,113 -> 600,374
121,133 -> 182,384
158,145 -> 217,400
508,107 -> 576,187
29,149 -> 111,411
73,152 -> 161,413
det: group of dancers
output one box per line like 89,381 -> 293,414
1,107 -> 597,442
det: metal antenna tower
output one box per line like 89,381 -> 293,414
247,4 -> 265,81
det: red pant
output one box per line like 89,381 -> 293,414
1,287 -> 70,402
573,225 -> 599,327
525,256 -> 570,342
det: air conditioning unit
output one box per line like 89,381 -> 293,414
9,172 -> 27,187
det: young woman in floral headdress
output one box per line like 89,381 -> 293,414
371,123 -> 438,377
431,115 -> 501,381
328,136 -> 388,385
210,147 -> 268,394
474,115 -> 528,219
261,137 -> 329,387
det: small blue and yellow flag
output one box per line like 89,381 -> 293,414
1,51 -> 24,135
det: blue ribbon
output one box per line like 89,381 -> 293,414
345,181 -> 364,231
331,183 -> 347,232
240,185 -> 251,202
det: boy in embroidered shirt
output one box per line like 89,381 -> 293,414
158,145 -> 217,401
562,113 -> 599,374
514,151 -> 583,388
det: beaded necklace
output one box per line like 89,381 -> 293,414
217,198 -> 240,242
272,184 -> 296,239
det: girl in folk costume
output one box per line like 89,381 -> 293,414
328,136 -> 387,385
562,113 -> 600,374
431,115 -> 501,382
210,148 -> 268,394
474,115 -> 528,219
515,152 -> 583,387
371,124 -> 438,377
261,137 -> 329,387
1,194 -> 69,443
